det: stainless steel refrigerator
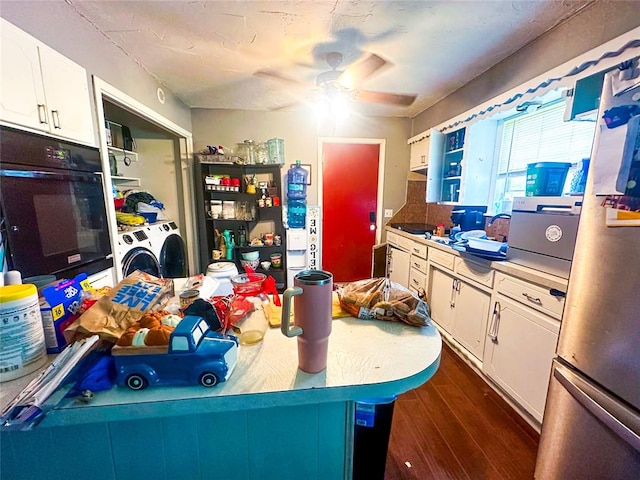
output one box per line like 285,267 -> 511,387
535,62 -> 640,477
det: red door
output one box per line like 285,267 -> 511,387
322,142 -> 380,282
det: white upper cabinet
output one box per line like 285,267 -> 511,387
0,19 -> 47,131
409,128 -> 445,172
426,120 -> 497,204
0,19 -> 94,145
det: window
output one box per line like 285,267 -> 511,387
491,101 -> 596,212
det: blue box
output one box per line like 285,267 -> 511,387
39,273 -> 91,353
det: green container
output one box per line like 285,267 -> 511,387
526,162 -> 572,196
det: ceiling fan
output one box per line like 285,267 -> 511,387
255,52 -> 417,109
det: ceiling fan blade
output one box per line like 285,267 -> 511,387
254,69 -> 309,88
270,101 -> 302,111
352,89 -> 417,106
338,53 -> 387,87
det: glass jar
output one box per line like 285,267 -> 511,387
243,140 -> 256,164
255,142 -> 268,164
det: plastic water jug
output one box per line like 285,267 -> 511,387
287,160 -> 308,200
288,200 -> 306,229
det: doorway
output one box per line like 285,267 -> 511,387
319,139 -> 385,282
93,78 -> 195,282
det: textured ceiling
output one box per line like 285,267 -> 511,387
67,0 -> 593,117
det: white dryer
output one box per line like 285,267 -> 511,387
117,228 -> 160,279
144,221 -> 188,278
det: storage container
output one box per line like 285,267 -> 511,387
0,284 -> 47,382
525,162 -> 572,196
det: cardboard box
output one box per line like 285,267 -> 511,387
39,273 -> 91,353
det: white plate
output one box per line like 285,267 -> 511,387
459,230 -> 487,241
466,237 -> 505,253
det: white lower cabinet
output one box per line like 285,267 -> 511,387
428,265 -> 490,361
483,294 -> 560,423
428,266 -> 456,334
454,280 -> 490,360
388,246 -> 410,288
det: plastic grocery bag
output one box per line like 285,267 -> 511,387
338,277 -> 431,327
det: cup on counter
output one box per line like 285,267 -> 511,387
212,249 -> 222,260
263,233 -> 274,246
270,253 -> 282,268
260,261 -> 271,271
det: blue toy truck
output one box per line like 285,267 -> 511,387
112,315 -> 239,390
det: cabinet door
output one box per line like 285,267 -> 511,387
426,129 -> 446,202
388,247 -> 410,288
453,280 -> 490,361
39,43 -> 94,144
0,19 -> 47,131
409,136 -> 429,170
427,266 -> 456,334
483,295 -> 560,423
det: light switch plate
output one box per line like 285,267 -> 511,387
384,209 -> 393,218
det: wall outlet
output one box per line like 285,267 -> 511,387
384,209 -> 393,218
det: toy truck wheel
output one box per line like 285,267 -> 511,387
199,372 -> 220,387
126,374 -> 148,390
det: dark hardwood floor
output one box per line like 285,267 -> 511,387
384,343 -> 539,480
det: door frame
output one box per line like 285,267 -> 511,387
92,77 -> 196,281
317,137 -> 386,247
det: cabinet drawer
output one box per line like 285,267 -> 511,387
387,231 -> 399,247
409,241 -> 428,259
409,268 -> 427,293
495,272 -> 565,320
398,235 -> 413,252
429,248 -> 455,271
410,256 -> 428,274
454,257 -> 494,288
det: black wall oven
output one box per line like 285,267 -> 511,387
0,126 -> 112,279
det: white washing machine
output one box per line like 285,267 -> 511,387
144,221 -> 188,278
117,227 -> 160,279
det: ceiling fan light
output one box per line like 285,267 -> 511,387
330,95 -> 351,120
314,98 -> 330,121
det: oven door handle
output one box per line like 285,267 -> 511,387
0,169 -> 103,183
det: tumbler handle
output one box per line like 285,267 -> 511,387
281,287 -> 303,337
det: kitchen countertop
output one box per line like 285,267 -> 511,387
386,226 -> 569,292
1,310 -> 442,428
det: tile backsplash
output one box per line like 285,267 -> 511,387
388,177 -> 511,240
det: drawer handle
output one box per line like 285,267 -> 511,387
412,278 -> 419,286
413,262 -> 420,268
522,292 -> 542,305
488,301 -> 501,342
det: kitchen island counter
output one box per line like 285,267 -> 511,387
1,312 -> 441,480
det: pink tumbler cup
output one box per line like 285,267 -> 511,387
281,270 -> 333,373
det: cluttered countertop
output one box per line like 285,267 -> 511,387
386,225 -> 569,292
1,275 -> 441,429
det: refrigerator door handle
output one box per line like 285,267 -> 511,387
555,366 -> 640,454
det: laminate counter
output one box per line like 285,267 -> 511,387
0,311 -> 441,480
386,226 -> 569,292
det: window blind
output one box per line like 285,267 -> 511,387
497,102 -> 596,174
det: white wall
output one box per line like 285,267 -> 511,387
412,0 -> 640,134
190,108 -> 412,218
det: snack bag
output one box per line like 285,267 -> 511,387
338,277 -> 430,327
64,271 -> 173,343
